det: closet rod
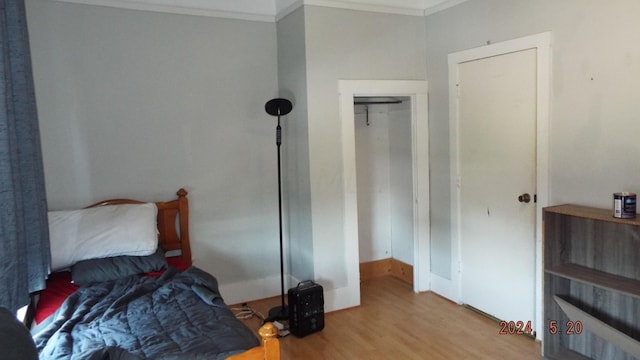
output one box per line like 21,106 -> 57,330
354,98 -> 403,126
353,100 -> 403,105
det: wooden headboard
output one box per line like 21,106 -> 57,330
86,188 -> 192,266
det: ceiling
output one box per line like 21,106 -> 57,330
53,0 -> 469,22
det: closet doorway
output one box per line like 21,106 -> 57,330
338,80 -> 429,299
355,97 -> 414,286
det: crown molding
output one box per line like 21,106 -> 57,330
53,0 -> 277,22
424,0 -> 469,15
302,0 -> 426,16
276,0 -> 428,21
53,0 -> 469,21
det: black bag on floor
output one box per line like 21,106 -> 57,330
288,280 -> 324,337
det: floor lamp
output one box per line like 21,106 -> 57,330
265,98 -> 292,322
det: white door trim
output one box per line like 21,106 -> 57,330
448,32 -> 551,339
339,80 -> 430,294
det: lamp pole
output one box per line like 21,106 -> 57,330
265,98 -> 292,322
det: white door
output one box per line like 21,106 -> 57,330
458,49 -> 537,325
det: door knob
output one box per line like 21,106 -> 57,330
518,193 -> 531,203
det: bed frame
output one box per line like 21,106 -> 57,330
88,188 -> 192,266
88,188 -> 280,360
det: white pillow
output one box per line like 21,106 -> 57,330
48,203 -> 158,271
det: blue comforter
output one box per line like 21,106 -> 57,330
33,267 -> 259,360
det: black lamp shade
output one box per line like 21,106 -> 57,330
265,98 -> 292,117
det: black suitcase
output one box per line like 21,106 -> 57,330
287,280 -> 324,337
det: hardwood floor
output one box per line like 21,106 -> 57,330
236,276 -> 541,359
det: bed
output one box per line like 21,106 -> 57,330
31,189 -> 280,360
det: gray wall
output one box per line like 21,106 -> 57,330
303,6 -> 427,288
26,0 -> 281,302
426,0 -> 640,278
276,8 -> 314,283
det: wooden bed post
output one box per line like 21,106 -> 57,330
259,323 -> 280,359
226,322 -> 280,360
175,188 -> 192,265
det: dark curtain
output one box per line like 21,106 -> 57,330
0,0 -> 50,313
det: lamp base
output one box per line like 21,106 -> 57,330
265,305 -> 289,323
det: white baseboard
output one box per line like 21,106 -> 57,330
219,274 -> 300,305
219,274 -> 359,313
322,283 -> 360,312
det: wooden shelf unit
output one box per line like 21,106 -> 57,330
543,204 -> 640,360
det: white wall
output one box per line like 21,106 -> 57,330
425,0 -> 640,279
355,105 -> 392,261
26,0 -> 281,304
355,102 -> 413,265
388,104 -> 413,265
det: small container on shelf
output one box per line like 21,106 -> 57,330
613,192 -> 636,219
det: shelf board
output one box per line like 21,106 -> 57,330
544,204 -> 640,226
543,349 -> 592,360
554,295 -> 640,359
545,263 -> 640,299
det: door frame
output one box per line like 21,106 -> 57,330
448,32 -> 551,339
339,80 -> 430,294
